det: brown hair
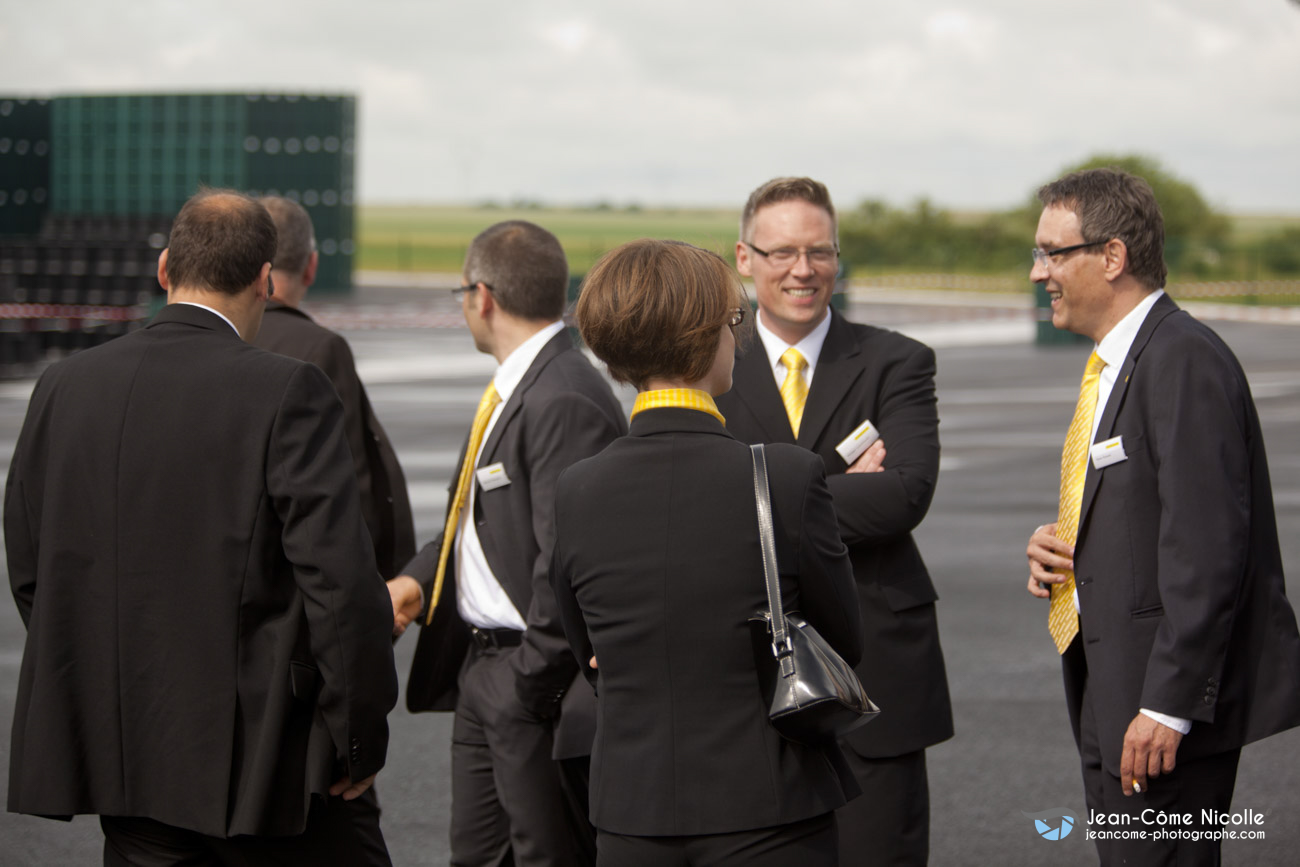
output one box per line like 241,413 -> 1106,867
464,220 -> 568,321
258,196 -> 316,276
1037,168 -> 1167,290
739,176 -> 837,243
165,189 -> 277,295
576,239 -> 749,389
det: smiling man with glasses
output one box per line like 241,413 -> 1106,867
1024,168 -> 1300,866
716,176 -> 953,866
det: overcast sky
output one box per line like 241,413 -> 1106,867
3,0 -> 1298,212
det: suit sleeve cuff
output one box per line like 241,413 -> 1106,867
1140,708 -> 1192,734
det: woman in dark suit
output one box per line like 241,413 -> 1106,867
550,239 -> 864,866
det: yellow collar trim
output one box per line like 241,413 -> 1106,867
630,389 -> 726,426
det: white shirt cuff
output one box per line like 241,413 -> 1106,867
1140,708 -> 1192,734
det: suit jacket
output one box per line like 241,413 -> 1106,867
404,330 -> 626,759
715,309 -> 954,757
1068,293 -> 1300,775
5,304 -> 398,837
254,301 -> 416,579
550,408 -> 863,836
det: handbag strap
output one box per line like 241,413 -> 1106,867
751,444 -> 795,677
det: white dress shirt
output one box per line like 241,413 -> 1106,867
1077,290 -> 1189,734
455,320 -> 566,631
754,308 -> 832,389
176,301 -> 239,336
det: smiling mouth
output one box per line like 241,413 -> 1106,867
784,287 -> 818,298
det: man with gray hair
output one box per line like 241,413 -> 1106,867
1025,167 -> 1300,865
253,196 -> 415,583
388,221 -> 625,866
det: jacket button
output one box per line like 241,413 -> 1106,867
1203,695 -> 1214,705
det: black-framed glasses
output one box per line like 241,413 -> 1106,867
452,281 -> 492,298
1031,241 -> 1107,268
744,241 -> 839,268
727,306 -> 746,328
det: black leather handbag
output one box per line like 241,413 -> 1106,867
748,443 -> 880,745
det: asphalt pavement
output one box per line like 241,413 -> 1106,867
0,286 -> 1296,865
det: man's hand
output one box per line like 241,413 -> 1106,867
387,575 -> 424,637
1026,522 -> 1073,598
1120,714 -> 1183,796
330,773 -> 377,801
846,439 -> 887,474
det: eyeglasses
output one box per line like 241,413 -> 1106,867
744,242 -> 839,268
727,307 -> 746,328
1031,241 -> 1107,268
453,282 -> 492,298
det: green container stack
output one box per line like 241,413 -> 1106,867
0,98 -> 52,237
50,92 -> 356,291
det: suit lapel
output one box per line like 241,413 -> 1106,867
797,311 -> 865,450
1078,293 -> 1180,531
730,339 -> 795,443
476,330 -> 570,467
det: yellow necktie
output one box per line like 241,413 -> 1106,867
425,382 -> 502,626
779,348 -> 809,437
1048,351 -> 1106,653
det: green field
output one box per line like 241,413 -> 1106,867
356,205 -> 1300,289
358,205 -> 741,273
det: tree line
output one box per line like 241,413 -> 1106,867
839,155 -> 1300,284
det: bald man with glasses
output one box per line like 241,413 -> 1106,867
715,177 -> 953,866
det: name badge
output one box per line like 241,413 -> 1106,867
1090,436 -> 1127,470
476,463 -> 511,491
835,419 -> 880,465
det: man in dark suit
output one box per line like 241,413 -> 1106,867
387,220 -> 625,867
5,190 -> 399,864
1025,168 -> 1300,866
714,176 -> 953,867
250,195 -> 411,866
252,196 -> 415,581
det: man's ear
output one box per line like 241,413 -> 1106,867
735,240 -> 753,278
302,250 -> 319,289
474,282 -> 495,318
157,249 -> 172,293
1102,238 -> 1129,283
256,262 -> 273,302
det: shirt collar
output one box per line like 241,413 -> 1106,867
755,307 -> 832,379
1095,289 -> 1165,369
176,301 -> 240,336
492,320 -> 565,403
630,388 -> 726,426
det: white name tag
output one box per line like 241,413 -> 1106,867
1090,436 -> 1127,470
835,419 -> 881,465
476,463 -> 511,491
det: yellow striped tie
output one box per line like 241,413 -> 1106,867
425,382 -> 502,626
1048,351 -> 1106,653
780,348 -> 809,437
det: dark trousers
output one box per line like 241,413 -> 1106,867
450,643 -> 593,867
1065,637 -> 1242,867
101,790 -> 391,866
835,748 -> 930,866
596,812 -> 837,867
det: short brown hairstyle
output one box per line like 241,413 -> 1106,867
1038,168 -> 1167,290
740,177 -> 837,243
464,220 -> 568,321
576,239 -> 749,389
165,189 -> 277,295
258,196 -> 316,275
